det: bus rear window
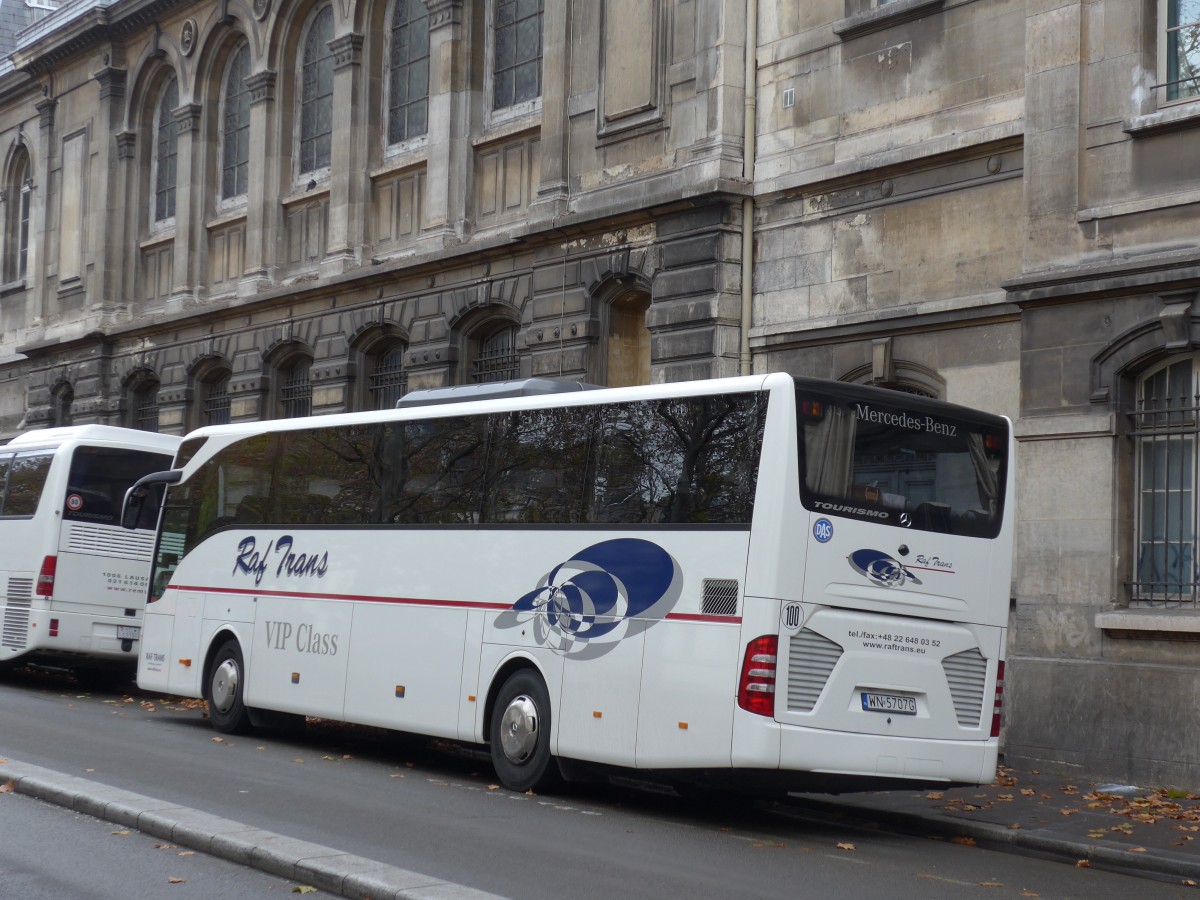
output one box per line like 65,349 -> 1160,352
65,447 -> 175,524
797,388 -> 1008,537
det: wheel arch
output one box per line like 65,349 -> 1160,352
202,625 -> 247,691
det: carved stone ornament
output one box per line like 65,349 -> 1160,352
253,0 -> 271,21
180,20 -> 197,57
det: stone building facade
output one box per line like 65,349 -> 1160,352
0,0 -> 1199,785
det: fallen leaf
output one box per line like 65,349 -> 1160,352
0,778 -> 14,794
1076,860 -> 1092,868
293,887 -> 318,895
154,843 -> 177,851
178,850 -> 194,857
980,882 -> 1004,887
837,842 -> 856,851
1183,879 -> 1197,887
950,836 -> 977,847
1020,892 -> 1040,897
1009,823 -> 1021,830
1129,847 -> 1147,853
168,876 -> 186,884
487,784 -> 501,791
926,792 -> 944,800
211,737 -> 224,743
1059,809 -> 1078,816
111,830 -> 131,836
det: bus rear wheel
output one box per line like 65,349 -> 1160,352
489,670 -> 561,793
206,638 -> 252,734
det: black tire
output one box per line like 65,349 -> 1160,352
489,669 -> 561,793
205,638 -> 253,734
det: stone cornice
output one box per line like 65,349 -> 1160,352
329,33 -> 363,71
426,0 -> 463,29
246,70 -> 276,105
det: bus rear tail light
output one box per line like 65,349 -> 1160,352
36,556 -> 56,598
738,635 -> 778,717
48,618 -> 59,637
991,660 -> 1006,738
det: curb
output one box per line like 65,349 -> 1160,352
781,796 -> 1200,885
0,756 -> 505,900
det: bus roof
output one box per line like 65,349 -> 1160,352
5,425 -> 181,453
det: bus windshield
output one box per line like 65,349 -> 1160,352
797,382 -> 1008,538
65,446 -> 176,526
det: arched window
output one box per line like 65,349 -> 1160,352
604,292 -> 651,387
202,371 -> 231,426
470,323 -> 519,383
367,343 -> 408,409
51,383 -> 73,427
279,357 -> 313,417
128,375 -> 160,432
221,41 -> 252,201
492,0 -> 543,111
299,7 -> 335,177
153,76 -> 179,223
1131,356 -> 1200,605
388,1 -> 430,145
5,146 -> 31,283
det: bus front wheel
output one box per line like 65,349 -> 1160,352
206,638 -> 252,734
489,670 -> 561,793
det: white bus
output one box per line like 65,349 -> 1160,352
127,374 -> 1013,794
0,425 -> 180,681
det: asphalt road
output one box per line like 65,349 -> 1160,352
0,664 -> 1193,900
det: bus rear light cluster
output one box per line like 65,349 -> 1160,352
737,635 -> 778,717
36,556 -> 56,598
991,660 -> 1006,738
48,618 -> 59,637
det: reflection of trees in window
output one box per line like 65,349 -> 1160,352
3,452 -> 52,516
276,425 -> 382,525
1166,0 -> 1200,102
387,416 -> 489,523
486,406 -> 597,523
590,397 -> 763,524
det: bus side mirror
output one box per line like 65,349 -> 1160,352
121,469 -> 182,530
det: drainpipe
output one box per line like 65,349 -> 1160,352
739,1 -> 758,376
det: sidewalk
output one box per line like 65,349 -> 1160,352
790,763 -> 1200,886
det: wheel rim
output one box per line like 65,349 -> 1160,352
499,693 -> 539,765
211,658 -> 240,714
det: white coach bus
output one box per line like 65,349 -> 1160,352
125,374 -> 1013,794
0,425 -> 180,680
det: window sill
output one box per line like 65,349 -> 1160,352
1096,610 -> 1200,640
0,278 -> 26,298
833,0 -> 946,41
1124,102 -> 1200,138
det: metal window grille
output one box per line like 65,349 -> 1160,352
369,346 -> 408,409
472,328 -> 518,383
1130,360 -> 1199,607
281,362 -> 313,418
134,385 -> 159,432
204,378 -> 231,426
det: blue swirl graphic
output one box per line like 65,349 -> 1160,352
501,539 -> 679,657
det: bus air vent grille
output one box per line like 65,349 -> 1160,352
2,577 -> 33,650
787,628 -> 843,713
66,522 -> 156,561
942,648 -> 988,728
701,579 -> 739,616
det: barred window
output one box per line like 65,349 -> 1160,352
368,345 -> 408,409
299,7 -> 335,175
280,359 -> 313,418
1160,0 -> 1200,103
1132,357 -> 1199,606
492,0 -> 542,110
203,373 -> 231,426
221,41 -> 251,200
472,325 -> 518,383
131,380 -> 160,432
388,0 -> 430,145
154,76 -> 179,222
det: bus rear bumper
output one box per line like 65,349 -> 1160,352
733,715 -> 998,789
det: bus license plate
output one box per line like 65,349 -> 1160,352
861,692 -> 916,715
116,626 -> 140,640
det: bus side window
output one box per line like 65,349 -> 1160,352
0,453 -> 11,514
5,452 -> 52,516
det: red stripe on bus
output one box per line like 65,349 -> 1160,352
167,584 -> 742,622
